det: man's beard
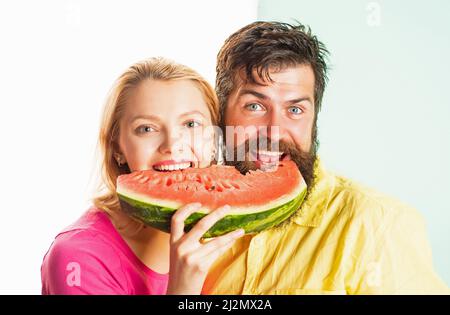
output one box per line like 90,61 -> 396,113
223,135 -> 318,230
224,136 -> 318,198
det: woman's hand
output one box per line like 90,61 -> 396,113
166,203 -> 245,295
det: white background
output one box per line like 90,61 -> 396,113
2,0 -> 448,294
0,0 -> 257,294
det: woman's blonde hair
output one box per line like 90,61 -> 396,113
92,57 -> 219,226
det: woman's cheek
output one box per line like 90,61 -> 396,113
140,140 -> 160,170
126,138 -> 159,171
195,132 -> 215,167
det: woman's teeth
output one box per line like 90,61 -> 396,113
153,162 -> 191,171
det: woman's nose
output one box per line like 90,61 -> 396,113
158,130 -> 186,156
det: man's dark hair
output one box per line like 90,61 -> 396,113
216,21 -> 329,123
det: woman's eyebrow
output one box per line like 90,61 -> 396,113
130,114 -> 162,123
179,110 -> 206,118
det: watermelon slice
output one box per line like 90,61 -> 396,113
116,161 -> 306,238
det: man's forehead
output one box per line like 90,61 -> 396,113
234,63 -> 313,84
232,64 -> 315,98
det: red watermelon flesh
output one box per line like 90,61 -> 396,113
116,160 -> 307,237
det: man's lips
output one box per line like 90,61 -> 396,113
257,151 -> 282,163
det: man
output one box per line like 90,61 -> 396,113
202,21 -> 449,294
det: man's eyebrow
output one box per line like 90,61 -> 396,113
238,89 -> 269,100
239,89 -> 313,105
285,97 -> 313,105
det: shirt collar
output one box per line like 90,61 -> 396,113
291,156 -> 336,228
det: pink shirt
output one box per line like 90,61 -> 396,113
41,207 -> 169,295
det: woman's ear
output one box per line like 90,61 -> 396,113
114,152 -> 126,167
112,141 -> 127,167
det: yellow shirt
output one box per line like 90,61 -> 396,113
202,158 -> 449,295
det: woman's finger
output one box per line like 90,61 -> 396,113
195,230 -> 245,270
183,205 -> 232,243
170,202 -> 202,243
195,229 -> 245,259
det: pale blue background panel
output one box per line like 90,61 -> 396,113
259,0 -> 450,286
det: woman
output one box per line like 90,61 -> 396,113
41,57 -> 245,294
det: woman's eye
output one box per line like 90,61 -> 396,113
245,103 -> 264,111
185,120 -> 201,128
288,106 -> 303,115
136,125 -> 156,134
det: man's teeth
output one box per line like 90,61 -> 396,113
258,150 -> 283,157
153,162 -> 191,171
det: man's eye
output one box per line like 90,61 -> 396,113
136,125 -> 156,134
288,106 -> 303,115
245,103 -> 264,111
185,120 -> 201,128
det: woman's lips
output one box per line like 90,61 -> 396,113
152,159 -> 192,166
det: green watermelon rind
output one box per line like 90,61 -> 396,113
117,187 -> 307,238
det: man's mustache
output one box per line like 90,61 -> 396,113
225,138 -> 306,161
225,138 -> 316,193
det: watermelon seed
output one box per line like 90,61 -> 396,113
236,180 -> 251,188
220,180 -> 232,189
138,176 -> 149,184
175,173 -> 184,182
230,182 -> 240,189
203,175 -> 212,182
149,178 -> 162,185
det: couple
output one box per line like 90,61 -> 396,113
41,21 -> 449,295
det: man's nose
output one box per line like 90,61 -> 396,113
261,111 -> 285,143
